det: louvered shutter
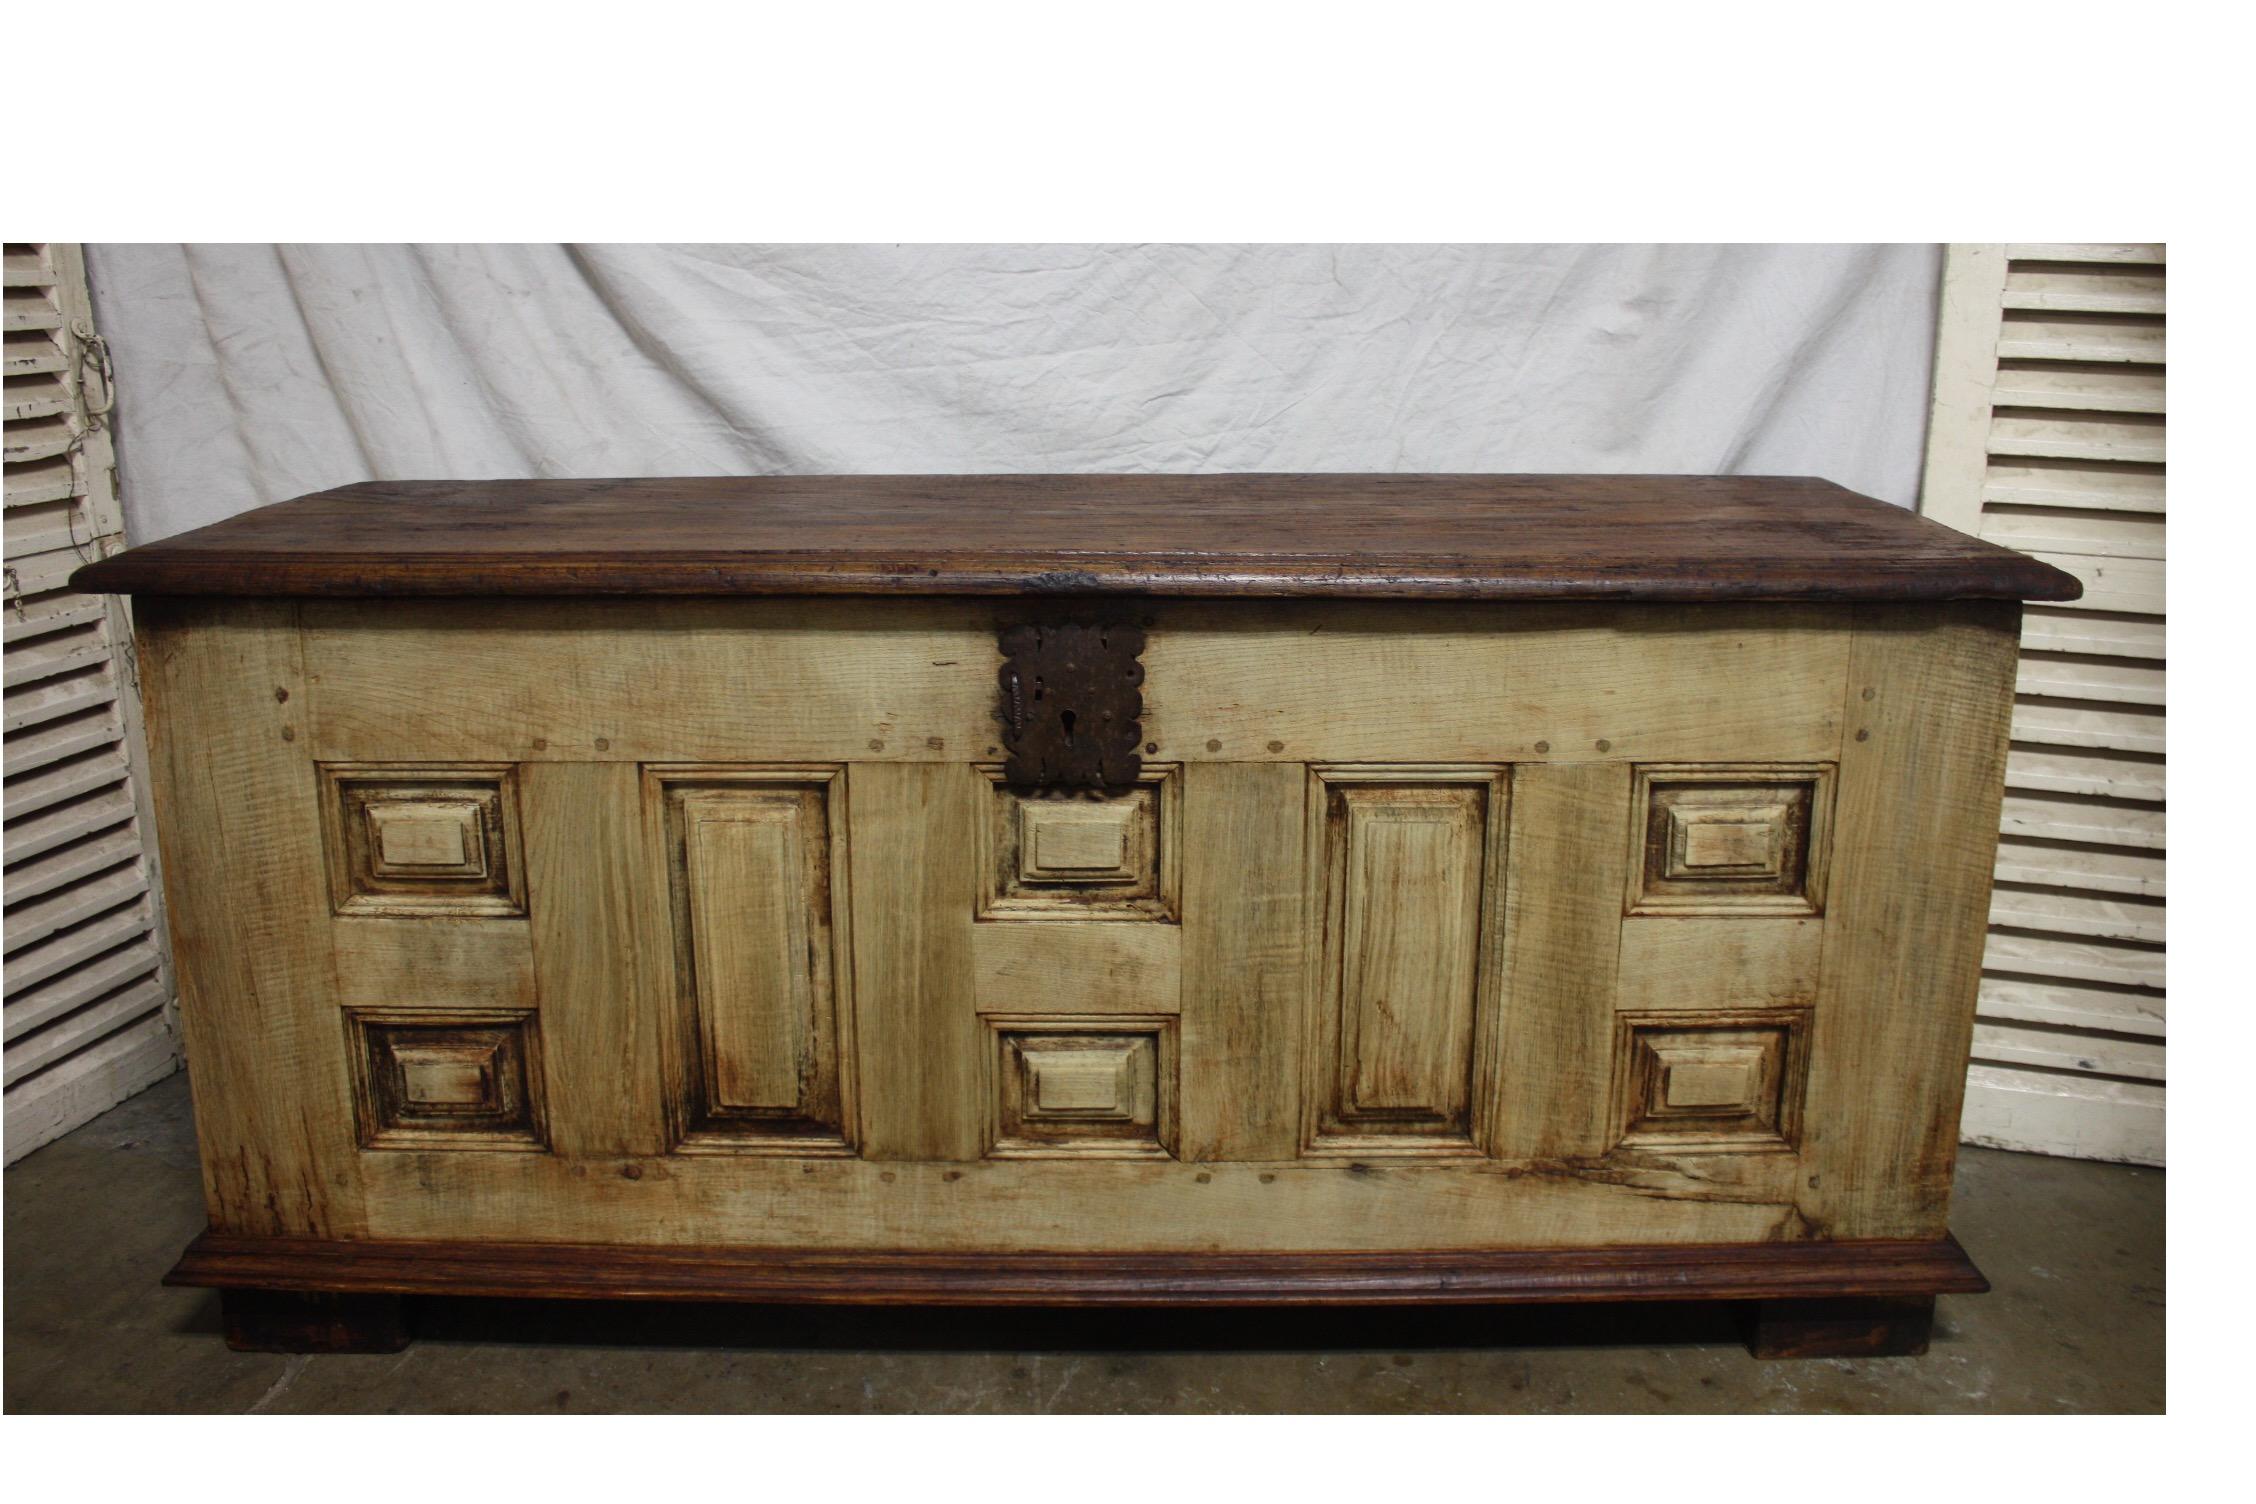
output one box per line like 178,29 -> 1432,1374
1919,243 -> 2164,1165
4,242 -> 179,1159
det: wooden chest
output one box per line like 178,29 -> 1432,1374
76,475 -> 2078,1357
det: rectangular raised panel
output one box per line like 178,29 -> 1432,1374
345,1009 -> 545,1151
319,764 -> 525,917
978,764 -> 1180,920
1613,1010 -> 1810,1153
1306,769 -> 1506,1157
1627,764 -> 1835,916
987,1016 -> 1177,1159
652,769 -> 855,1155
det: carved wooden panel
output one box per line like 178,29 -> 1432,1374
1612,1010 -> 1810,1152
320,764 -> 525,916
1305,768 -> 1507,1157
986,1015 -> 1176,1159
977,764 -> 1179,921
651,768 -> 855,1155
345,1008 -> 545,1151
1626,764 -> 1834,916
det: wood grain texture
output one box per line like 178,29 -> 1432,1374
849,762 -> 983,1160
296,599 -> 1856,767
170,1229 -> 1989,1307
1304,769 -> 1508,1157
73,474 -> 2081,601
1489,763 -> 1631,1160
133,599 -> 365,1236
973,922 -> 1181,1015
1179,762 -> 1306,1162
1800,603 -> 2023,1238
521,762 -> 666,1158
1614,918 -> 1824,1013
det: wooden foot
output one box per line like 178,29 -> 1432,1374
221,1289 -> 411,1354
1745,1294 -> 1935,1358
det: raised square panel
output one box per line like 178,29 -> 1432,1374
1019,802 -> 1136,883
1613,1010 -> 1809,1152
368,800 -> 485,876
321,764 -> 525,917
987,1016 -> 1176,1158
978,764 -> 1180,921
1628,764 -> 1834,916
346,1009 -> 545,1151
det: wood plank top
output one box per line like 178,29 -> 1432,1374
71,474 -> 2082,601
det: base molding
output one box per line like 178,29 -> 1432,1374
168,1229 -> 1986,1310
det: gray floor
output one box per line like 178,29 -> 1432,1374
5,1073 -> 2163,1413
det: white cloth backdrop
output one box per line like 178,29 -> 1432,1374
84,244 -> 1942,544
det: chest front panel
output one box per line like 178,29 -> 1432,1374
140,597 -> 2017,1252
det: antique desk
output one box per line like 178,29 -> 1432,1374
74,475 -> 2079,1358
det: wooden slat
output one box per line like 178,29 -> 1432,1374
2000,265 -> 2165,316
1969,1020 -> 2164,1081
1988,884 -> 2163,944
1999,792 -> 2163,849
3,453 -> 77,506
1988,412 -> 2165,466
1989,363 -> 2163,414
2004,244 -> 2163,265
1,783 -> 136,866
2008,699 -> 2163,755
3,861 -> 151,953
2,413 -> 73,465
0,822 -> 145,906
1983,930 -> 2163,991
2004,745 -> 2164,802
2015,653 -> 2164,706
1,746 -> 130,822
2024,552 -> 2164,614
1,935 -> 165,1041
1,898 -> 155,1003
1994,314 -> 2164,364
2019,608 -> 2162,660
1981,507 -> 2163,561
1977,975 -> 2164,1037
1982,460 -> 2163,514
2,976 -> 168,1083
1994,836 -> 2162,898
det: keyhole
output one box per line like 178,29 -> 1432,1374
1060,709 -> 1077,742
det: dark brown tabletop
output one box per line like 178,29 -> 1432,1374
71,474 -> 2081,602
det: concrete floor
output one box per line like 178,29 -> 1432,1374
5,1073 -> 2163,1413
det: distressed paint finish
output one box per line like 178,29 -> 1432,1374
96,481 -> 2046,1344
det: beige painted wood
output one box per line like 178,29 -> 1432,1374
523,762 -> 666,1158
1615,917 -> 1824,1013
133,600 -> 361,1234
848,762 -> 982,1160
1302,768 -> 1507,1157
1801,603 -> 2022,1237
300,599 -> 1851,767
1488,763 -> 1631,1161
132,593 -> 2034,1254
974,923 -> 1181,1015
1178,762 -> 1306,1162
